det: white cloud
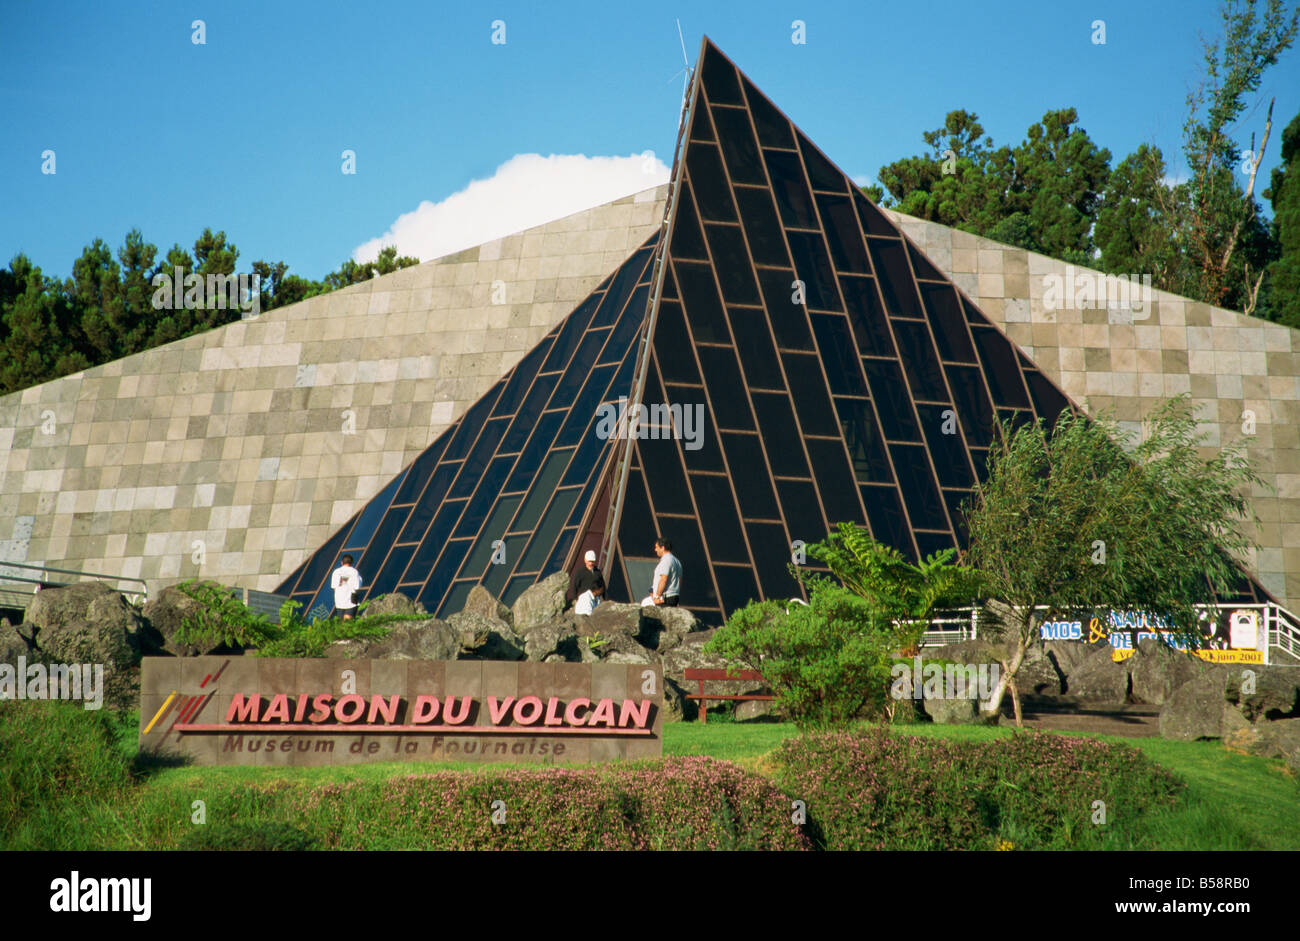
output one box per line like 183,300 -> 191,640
353,153 -> 671,264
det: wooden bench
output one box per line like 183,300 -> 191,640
683,668 -> 775,723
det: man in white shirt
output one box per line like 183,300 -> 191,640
641,537 -> 681,607
331,555 -> 362,620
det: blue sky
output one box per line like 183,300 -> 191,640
2,0 -> 1297,281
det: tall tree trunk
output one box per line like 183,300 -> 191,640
979,614 -> 1032,724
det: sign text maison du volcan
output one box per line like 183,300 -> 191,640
139,658 -> 663,765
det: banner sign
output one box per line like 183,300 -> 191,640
139,658 -> 663,766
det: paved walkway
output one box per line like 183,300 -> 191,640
1005,700 -> 1162,738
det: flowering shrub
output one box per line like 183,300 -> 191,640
772,728 -> 1183,850
291,757 -> 812,851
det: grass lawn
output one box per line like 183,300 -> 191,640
13,708 -> 1298,850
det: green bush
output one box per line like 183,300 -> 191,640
177,821 -> 318,851
772,727 -> 1184,850
705,584 -> 909,729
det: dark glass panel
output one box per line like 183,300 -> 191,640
969,447 -> 992,485
742,74 -> 795,148
798,131 -> 847,192
510,448 -> 572,531
499,372 -> 559,452
557,364 -> 616,448
711,106 -> 765,186
853,189 -> 898,237
686,144 -> 737,222
861,484 -> 914,560
866,238 -> 924,318
671,185 -> 710,261
919,283 -> 977,363
392,437 -> 447,505
704,224 -> 760,305
639,438 -> 693,515
745,521 -> 800,599
690,473 -> 749,563
781,352 -> 838,436
411,499 -> 466,582
907,241 -> 944,281
889,444 -> 948,530
281,523 -> 349,596
763,149 -> 818,229
688,98 -> 715,141
541,292 -> 602,373
442,383 -> 503,462
542,525 -> 579,580
862,359 -> 921,441
482,534 -> 528,596
599,285 -> 649,362
961,295 -> 988,325
786,230 -> 843,311
734,186 -> 790,267
366,544 -> 415,600
343,472 -> 406,550
449,418 -> 508,499
501,574 -> 536,609
810,314 -> 867,396
674,261 -> 731,344
1024,370 -> 1070,425
397,462 -> 457,544
365,506 -> 414,568
757,268 -> 815,350
453,455 -> 513,538
997,408 -> 1035,439
503,411 -> 566,493
652,302 -> 703,384
653,515 -> 711,607
591,245 -> 653,328
606,549 -> 630,603
670,384 -> 725,473
751,392 -> 810,477
696,346 -> 754,430
562,409 -> 613,487
835,397 -> 893,484
944,364 -> 996,446
492,343 -> 551,418
915,530 -> 956,562
916,403 -> 975,489
804,438 -> 865,525
728,306 -> 785,389
441,582 -> 475,619
619,469 -> 656,544
721,433 -> 779,519
777,479 -> 826,543
459,495 -> 523,579
971,327 -> 1031,408
943,489 -> 972,546
552,328 -> 611,407
715,564 -> 762,615
427,540 -> 471,615
816,193 -> 870,274
891,320 -> 946,399
518,490 -> 579,574
701,43 -> 743,104
839,276 -> 894,358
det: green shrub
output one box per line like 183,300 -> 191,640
705,584 -> 908,730
178,821 -> 318,851
772,727 -> 1184,850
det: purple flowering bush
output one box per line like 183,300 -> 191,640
772,728 -> 1184,850
292,756 -> 812,850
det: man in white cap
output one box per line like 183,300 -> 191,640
572,549 -> 606,615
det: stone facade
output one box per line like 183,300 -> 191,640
889,211 -> 1300,605
0,186 -> 668,595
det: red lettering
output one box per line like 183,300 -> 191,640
487,696 -> 515,724
262,694 -> 291,722
618,699 -> 651,729
442,696 -> 471,725
587,698 -> 616,727
293,694 -> 308,722
367,695 -> 400,724
225,694 -> 260,723
334,694 -> 365,723
543,697 -> 563,726
564,698 -> 591,725
513,696 -> 543,725
411,695 -> 440,724
309,694 -> 332,723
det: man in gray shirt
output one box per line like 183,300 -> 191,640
645,537 -> 682,607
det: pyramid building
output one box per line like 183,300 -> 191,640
279,39 -> 1276,623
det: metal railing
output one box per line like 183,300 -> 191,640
0,561 -> 149,611
916,601 -> 1300,665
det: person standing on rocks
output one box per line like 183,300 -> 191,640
332,555 -> 362,620
642,537 -> 681,607
572,549 -> 606,615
